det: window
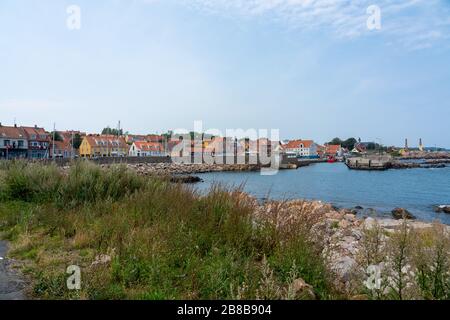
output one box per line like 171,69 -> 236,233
4,140 -> 10,146
18,140 -> 24,148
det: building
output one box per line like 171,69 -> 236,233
125,134 -> 164,144
49,140 -> 73,158
21,126 -> 50,159
283,140 -> 318,158
129,141 -> 165,157
79,135 -> 129,157
316,144 -> 326,158
324,144 -> 343,157
0,124 -> 28,159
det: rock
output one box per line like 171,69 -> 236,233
354,206 -> 363,210
435,205 -> 450,214
363,217 -> 376,230
344,213 -> 356,221
290,278 -> 316,299
91,254 -> 112,266
170,175 -> 203,184
332,256 -> 356,282
338,219 -> 350,229
391,208 -> 416,220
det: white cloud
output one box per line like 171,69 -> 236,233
175,0 -> 450,49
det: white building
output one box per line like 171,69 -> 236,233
283,140 -> 318,158
129,141 -> 165,157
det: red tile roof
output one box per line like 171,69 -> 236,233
21,126 -> 49,141
0,125 -> 26,139
134,141 -> 163,152
284,140 -> 314,149
325,144 -> 341,154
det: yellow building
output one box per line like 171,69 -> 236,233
80,135 -> 129,157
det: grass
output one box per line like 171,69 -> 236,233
0,160 -> 336,300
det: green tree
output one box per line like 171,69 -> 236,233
72,134 -> 83,149
50,131 -> 63,142
102,127 -> 123,136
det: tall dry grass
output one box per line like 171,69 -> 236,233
0,161 -> 335,300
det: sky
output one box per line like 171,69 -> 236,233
0,0 -> 449,147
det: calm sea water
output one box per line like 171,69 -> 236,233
195,163 -> 450,224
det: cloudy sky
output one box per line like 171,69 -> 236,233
1,0 -> 449,147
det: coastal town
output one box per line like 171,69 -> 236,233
1,122 -> 447,162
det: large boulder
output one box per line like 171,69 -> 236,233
391,208 -> 416,220
435,205 -> 450,214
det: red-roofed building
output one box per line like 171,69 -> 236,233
21,125 -> 50,159
283,140 -> 318,158
324,144 -> 343,157
129,141 -> 165,157
0,124 -> 28,159
79,135 -> 129,157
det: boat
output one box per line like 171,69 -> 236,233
327,155 -> 337,163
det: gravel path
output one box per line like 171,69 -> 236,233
0,241 -> 27,300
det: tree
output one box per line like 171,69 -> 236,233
327,137 -> 357,150
329,137 -> 343,146
50,131 -> 63,142
102,127 -> 123,136
343,138 -> 357,150
72,133 -> 82,149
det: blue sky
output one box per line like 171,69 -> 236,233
1,0 -> 449,147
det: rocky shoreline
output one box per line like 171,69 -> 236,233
391,159 -> 450,169
244,194 -> 450,292
122,163 -> 262,175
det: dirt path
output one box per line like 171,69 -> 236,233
0,241 -> 27,300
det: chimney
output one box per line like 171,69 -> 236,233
34,124 -> 38,129
14,123 -> 17,128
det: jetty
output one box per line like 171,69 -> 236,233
345,156 -> 392,170
346,156 -> 450,171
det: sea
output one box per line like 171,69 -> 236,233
195,162 -> 450,224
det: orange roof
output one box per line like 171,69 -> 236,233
51,140 -> 72,151
325,144 -> 341,154
284,140 -> 314,149
0,125 -> 26,139
21,126 -> 49,141
134,141 -> 163,152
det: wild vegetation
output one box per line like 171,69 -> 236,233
0,161 -> 449,300
0,161 -> 334,299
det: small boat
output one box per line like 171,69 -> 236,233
327,155 -> 337,163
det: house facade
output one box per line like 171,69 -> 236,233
49,140 -> 74,158
129,141 -> 165,157
325,144 -> 343,157
22,126 -> 50,159
283,140 -> 318,158
0,124 -> 28,159
80,135 -> 129,157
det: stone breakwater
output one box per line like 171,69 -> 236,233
391,159 -> 450,169
121,163 -> 262,176
237,193 -> 450,293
